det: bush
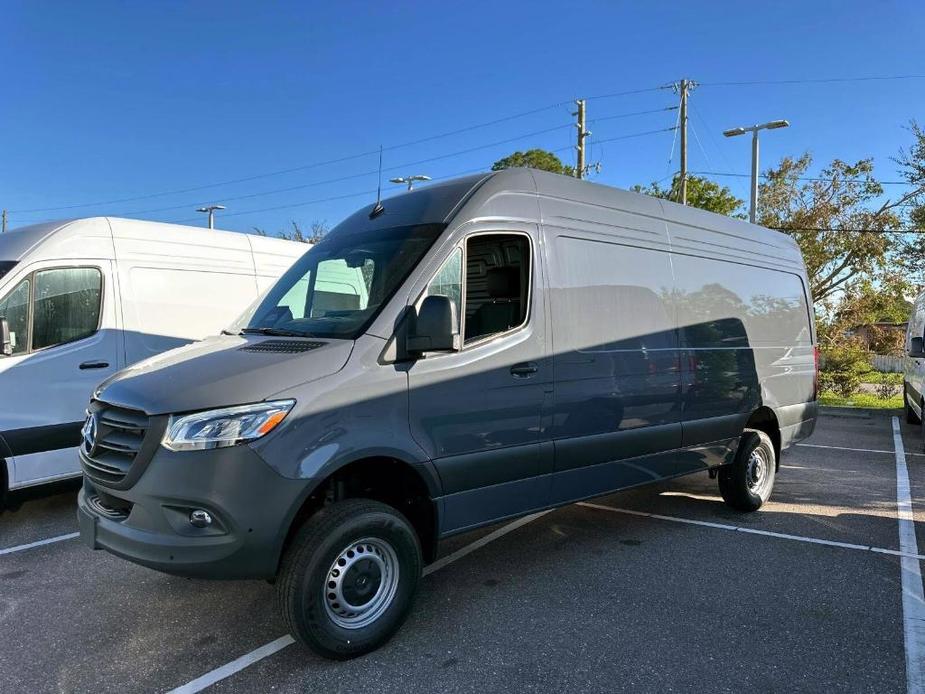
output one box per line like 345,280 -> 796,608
820,339 -> 872,398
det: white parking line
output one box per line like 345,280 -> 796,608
166,509 -> 552,694
892,416 -> 925,694
0,532 -> 79,556
576,502 -> 925,561
796,442 -> 925,457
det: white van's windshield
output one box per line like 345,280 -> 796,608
0,261 -> 16,281
233,223 -> 446,340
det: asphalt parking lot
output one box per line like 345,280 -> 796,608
2,409 -> 924,693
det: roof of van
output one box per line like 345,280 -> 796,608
0,217 -> 305,263
332,168 -> 803,273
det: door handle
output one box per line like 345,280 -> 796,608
510,362 -> 538,378
79,361 -> 110,370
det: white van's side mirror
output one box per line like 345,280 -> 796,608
911,336 -> 925,358
0,317 -> 12,356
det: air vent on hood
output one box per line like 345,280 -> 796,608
239,340 -> 326,354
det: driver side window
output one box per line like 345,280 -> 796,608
0,278 -> 30,355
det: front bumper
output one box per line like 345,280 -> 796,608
77,444 -> 310,579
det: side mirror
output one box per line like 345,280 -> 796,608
0,318 -> 12,357
911,336 -> 925,358
407,295 -> 458,354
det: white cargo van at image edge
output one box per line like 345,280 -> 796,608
0,217 -> 310,494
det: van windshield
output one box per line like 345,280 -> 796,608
0,261 -> 16,281
233,223 -> 446,340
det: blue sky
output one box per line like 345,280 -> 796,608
1,1 -> 923,235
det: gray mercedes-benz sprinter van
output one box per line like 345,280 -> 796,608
78,169 -> 818,659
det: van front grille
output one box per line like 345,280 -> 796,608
81,402 -> 149,486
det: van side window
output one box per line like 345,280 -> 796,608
464,234 -> 529,343
424,248 -> 462,335
32,267 -> 102,350
0,278 -> 31,355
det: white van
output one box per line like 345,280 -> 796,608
0,217 -> 308,498
905,289 -> 925,447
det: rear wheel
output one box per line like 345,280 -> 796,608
718,430 -> 776,512
276,498 -> 422,660
906,384 -> 922,424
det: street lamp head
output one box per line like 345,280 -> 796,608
196,205 -> 226,212
723,127 -> 747,138
388,177 -> 406,184
764,119 -> 790,130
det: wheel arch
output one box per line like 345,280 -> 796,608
745,406 -> 781,469
277,455 -> 441,572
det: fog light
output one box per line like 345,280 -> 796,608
189,509 -> 213,528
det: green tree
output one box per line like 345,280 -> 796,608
491,149 -> 575,176
757,153 -> 909,304
632,174 -> 743,217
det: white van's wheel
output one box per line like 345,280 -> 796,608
276,498 -> 422,660
718,430 -> 776,512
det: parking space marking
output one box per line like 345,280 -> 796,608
576,502 -> 925,560
0,532 -> 79,556
168,635 -> 296,694
166,509 -> 552,694
892,416 -> 925,694
797,442 -> 925,458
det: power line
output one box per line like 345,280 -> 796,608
700,74 -> 925,87
169,165 -> 493,224
693,170 -> 914,186
593,126 -> 679,146
585,85 -> 673,100
590,105 -> 677,123
8,100 -> 578,214
115,122 -> 575,217
11,86 -> 678,217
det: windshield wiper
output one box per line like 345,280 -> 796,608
240,327 -> 316,338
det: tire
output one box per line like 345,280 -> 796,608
906,384 -> 922,425
276,498 -> 422,660
718,430 -> 776,512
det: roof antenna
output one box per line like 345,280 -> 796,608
369,145 -> 385,219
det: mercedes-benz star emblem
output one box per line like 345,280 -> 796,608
81,413 -> 97,456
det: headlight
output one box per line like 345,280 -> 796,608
162,400 -> 295,452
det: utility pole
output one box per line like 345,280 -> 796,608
1,209 -> 6,233
574,99 -> 589,179
678,79 -> 691,205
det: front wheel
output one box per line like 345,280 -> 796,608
718,430 -> 776,512
276,498 -> 422,660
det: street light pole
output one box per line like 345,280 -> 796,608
723,119 -> 790,224
196,205 -> 226,229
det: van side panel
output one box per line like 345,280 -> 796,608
539,196 -> 686,503
669,253 -> 813,447
111,219 -> 259,363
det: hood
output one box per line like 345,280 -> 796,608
98,335 -> 354,415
